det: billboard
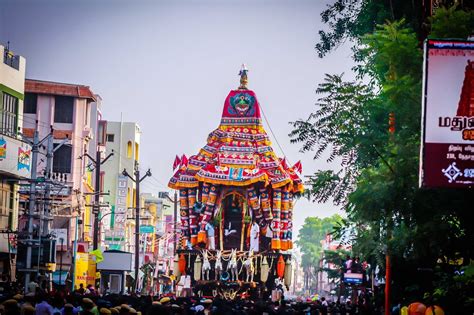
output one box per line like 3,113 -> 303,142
420,40 -> 474,188
75,252 -> 96,287
97,251 -> 133,271
343,272 -> 363,285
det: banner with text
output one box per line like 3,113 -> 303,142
420,40 -> 474,188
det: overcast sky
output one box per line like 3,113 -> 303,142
0,0 -> 353,237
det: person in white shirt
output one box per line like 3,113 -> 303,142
249,221 -> 260,252
205,222 -> 215,250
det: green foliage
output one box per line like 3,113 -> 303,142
426,263 -> 474,313
296,215 -> 343,267
320,248 -> 351,281
293,2 -> 473,312
428,5 -> 474,39
315,0 -> 423,58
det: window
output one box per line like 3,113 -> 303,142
106,134 -> 115,142
98,121 -> 107,146
53,144 -> 72,173
0,92 -> 18,136
54,96 -> 74,123
0,182 -> 14,229
127,141 -> 132,158
23,93 -> 37,114
134,143 -> 139,161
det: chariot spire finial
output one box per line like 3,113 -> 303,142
238,64 -> 249,89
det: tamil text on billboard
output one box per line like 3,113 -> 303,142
420,40 -> 474,188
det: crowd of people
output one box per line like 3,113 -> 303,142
0,286 -> 377,315
0,294 -> 372,315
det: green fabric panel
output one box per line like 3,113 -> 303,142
110,205 -> 115,229
0,84 -> 24,100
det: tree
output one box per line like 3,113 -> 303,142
297,215 -> 343,266
296,215 -> 343,292
291,3 -> 474,313
321,248 -> 351,283
315,0 -> 424,58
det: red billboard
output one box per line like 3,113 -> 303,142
420,40 -> 474,188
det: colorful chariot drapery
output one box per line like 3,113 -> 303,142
169,74 -> 303,251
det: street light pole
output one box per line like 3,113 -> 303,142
122,162 -> 151,293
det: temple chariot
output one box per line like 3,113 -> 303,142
169,66 -> 303,299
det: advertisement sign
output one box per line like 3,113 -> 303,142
140,225 -> 155,234
0,137 -> 6,160
51,229 -> 68,250
97,251 -> 133,271
343,272 -> 363,285
74,252 -> 96,287
0,138 -> 31,178
0,232 -> 17,254
18,147 -> 31,171
105,175 -> 128,250
420,40 -> 474,188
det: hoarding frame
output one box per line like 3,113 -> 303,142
419,39 -> 474,189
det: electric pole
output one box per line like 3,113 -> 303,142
43,127 -> 69,237
122,162 -> 151,293
82,150 -> 114,250
23,126 -> 52,293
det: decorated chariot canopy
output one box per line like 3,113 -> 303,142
168,65 -> 303,252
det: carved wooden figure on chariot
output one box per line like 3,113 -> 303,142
227,249 -> 238,281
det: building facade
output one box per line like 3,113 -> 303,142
101,121 -> 141,253
140,192 -> 176,294
0,44 -> 30,278
21,79 -> 101,277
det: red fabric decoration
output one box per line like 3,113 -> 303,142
293,161 -> 302,174
178,254 -> 186,274
173,155 -> 181,170
181,154 -> 188,167
276,255 -> 285,279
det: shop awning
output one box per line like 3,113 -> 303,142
52,271 -> 68,285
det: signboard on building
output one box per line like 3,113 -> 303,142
420,40 -> 474,188
0,137 -> 31,178
74,252 -> 96,287
52,228 -> 68,250
140,225 -> 154,234
97,251 -> 133,271
0,232 -> 16,254
105,175 -> 128,250
343,272 -> 363,285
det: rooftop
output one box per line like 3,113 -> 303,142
25,78 -> 97,101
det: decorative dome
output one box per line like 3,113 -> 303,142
169,70 -> 303,193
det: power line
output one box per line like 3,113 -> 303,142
259,102 -> 292,166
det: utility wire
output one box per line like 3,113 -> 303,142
259,103 -> 293,166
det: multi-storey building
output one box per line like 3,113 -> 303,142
21,79 -> 101,276
141,193 -> 175,266
140,192 -> 176,294
101,121 -> 141,253
0,44 -> 31,278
